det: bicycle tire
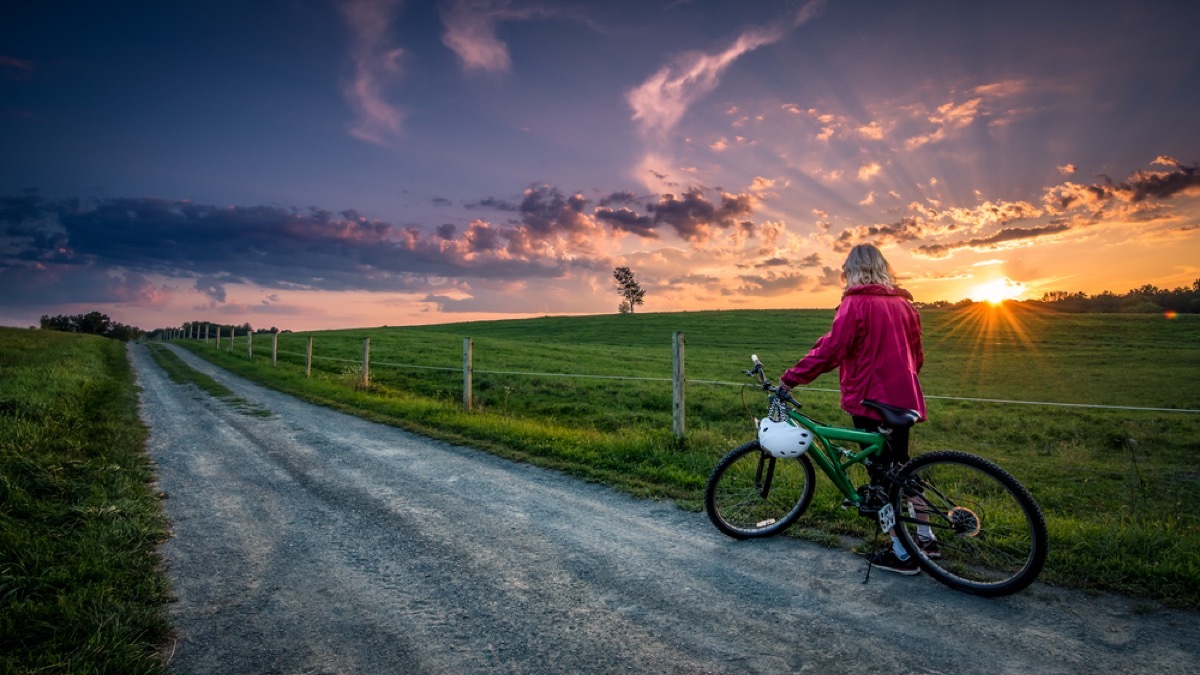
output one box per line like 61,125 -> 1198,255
705,440 -> 816,539
891,450 -> 1048,597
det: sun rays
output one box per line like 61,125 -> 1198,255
926,300 -> 1055,395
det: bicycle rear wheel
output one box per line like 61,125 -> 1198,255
705,440 -> 815,539
892,451 -> 1048,597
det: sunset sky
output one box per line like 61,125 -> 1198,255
2,0 -> 1198,331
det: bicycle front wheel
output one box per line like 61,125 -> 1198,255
893,451 -> 1048,597
705,440 -> 816,539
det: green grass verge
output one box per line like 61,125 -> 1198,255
177,307 -> 1200,609
1,327 -> 172,674
147,344 -> 272,418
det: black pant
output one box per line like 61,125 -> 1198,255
853,415 -> 910,485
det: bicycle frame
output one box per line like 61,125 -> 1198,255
780,405 -> 886,506
744,355 -> 888,508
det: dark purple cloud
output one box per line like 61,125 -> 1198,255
0,193 -> 579,298
594,206 -> 658,238
0,181 -> 773,307
598,191 -> 639,207
832,216 -> 930,252
464,196 -> 519,211
721,271 -> 810,297
646,188 -> 755,241
915,223 -> 1072,258
751,253 -> 820,268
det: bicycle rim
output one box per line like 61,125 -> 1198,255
894,451 -> 1048,597
705,441 -> 815,539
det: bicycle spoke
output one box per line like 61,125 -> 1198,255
894,451 -> 1047,596
705,441 -> 815,539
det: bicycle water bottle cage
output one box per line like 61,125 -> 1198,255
861,400 -> 922,429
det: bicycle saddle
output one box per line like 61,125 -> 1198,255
860,400 -> 922,429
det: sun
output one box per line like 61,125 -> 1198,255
968,277 -> 1027,305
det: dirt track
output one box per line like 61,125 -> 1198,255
133,343 -> 1200,674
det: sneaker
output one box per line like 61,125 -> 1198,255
867,549 -> 920,575
917,536 -> 942,559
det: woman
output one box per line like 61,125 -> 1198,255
777,243 -> 928,574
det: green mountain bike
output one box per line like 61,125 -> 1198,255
704,355 -> 1049,597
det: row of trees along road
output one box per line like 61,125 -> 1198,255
39,312 -> 143,341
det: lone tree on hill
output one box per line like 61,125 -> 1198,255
613,266 -> 645,314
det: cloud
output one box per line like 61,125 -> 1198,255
0,194 -> 589,302
972,79 -> 1028,98
594,206 -> 658,239
857,162 -> 882,181
722,270 -> 810,297
902,158 -> 1200,258
0,263 -> 173,309
627,1 -> 822,140
857,121 -> 885,141
646,188 -> 756,242
439,0 -> 518,74
902,93 -> 995,150
752,252 -> 820,269
1044,160 -> 1200,212
0,181 -> 781,308
439,0 -> 592,75
339,0 -> 407,144
914,223 -> 1072,259
597,191 -> 639,207
1057,163 -> 1077,175
939,200 -> 1043,231
194,276 -> 228,302
463,196 -> 520,211
831,216 -> 933,252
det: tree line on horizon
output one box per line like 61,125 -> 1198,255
32,278 -> 1200,342
914,278 -> 1200,314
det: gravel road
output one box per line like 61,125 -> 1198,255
132,343 -> 1199,674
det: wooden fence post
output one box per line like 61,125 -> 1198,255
247,331 -> 253,360
463,337 -> 473,411
306,336 -> 313,378
215,326 -> 221,350
673,331 -> 686,439
204,324 -> 209,344
362,337 -> 371,387
272,332 -> 278,367
229,329 -> 235,353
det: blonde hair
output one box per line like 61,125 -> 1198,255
842,243 -> 897,289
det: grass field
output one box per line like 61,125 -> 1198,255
178,305 -> 1200,608
0,327 -> 172,674
3,308 -> 1193,674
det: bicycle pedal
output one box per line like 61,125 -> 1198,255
857,503 -> 881,517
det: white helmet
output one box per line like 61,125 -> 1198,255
758,417 -> 813,458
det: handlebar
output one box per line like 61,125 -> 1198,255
744,354 -> 801,407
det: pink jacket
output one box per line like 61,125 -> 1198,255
780,284 -> 926,421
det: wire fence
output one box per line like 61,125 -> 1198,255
161,327 -> 1200,441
